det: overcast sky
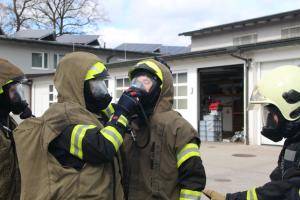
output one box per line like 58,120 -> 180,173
95,0 -> 300,48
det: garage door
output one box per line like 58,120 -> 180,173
260,59 -> 300,145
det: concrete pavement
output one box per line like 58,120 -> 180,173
200,142 -> 281,199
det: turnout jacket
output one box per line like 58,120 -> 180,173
0,58 -> 24,200
14,52 -> 124,200
227,132 -> 300,200
123,59 -> 206,200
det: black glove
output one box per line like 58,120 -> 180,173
117,91 -> 139,117
20,106 -> 34,119
124,87 -> 147,99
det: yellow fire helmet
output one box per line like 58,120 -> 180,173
128,59 -> 163,83
250,65 -> 300,121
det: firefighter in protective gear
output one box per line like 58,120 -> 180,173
203,65 -> 300,200
122,58 -> 206,200
13,52 -> 138,200
0,58 -> 32,200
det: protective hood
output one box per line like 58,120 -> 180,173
0,58 -> 24,87
129,58 -> 174,114
54,52 -> 104,107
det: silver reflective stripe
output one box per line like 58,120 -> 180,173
284,149 -> 296,161
249,191 -> 254,200
90,65 -> 101,72
102,129 -> 122,146
177,147 -> 198,161
73,125 -> 90,156
180,194 -> 201,200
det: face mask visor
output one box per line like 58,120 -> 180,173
262,105 -> 283,130
7,82 -> 26,104
131,74 -> 158,93
87,78 -> 109,99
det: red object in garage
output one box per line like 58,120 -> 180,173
209,102 -> 224,111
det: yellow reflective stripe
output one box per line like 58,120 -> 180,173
70,124 -> 96,159
101,126 -> 123,151
180,189 -> 201,200
70,125 -> 80,155
298,188 -> 300,196
252,188 -> 258,200
137,60 -> 163,82
0,80 -> 14,94
85,62 -> 106,80
102,103 -> 115,118
78,125 -> 96,159
177,143 -> 200,168
246,188 -> 258,200
117,114 -> 128,127
6,80 -> 14,84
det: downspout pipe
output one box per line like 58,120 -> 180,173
230,53 -> 252,145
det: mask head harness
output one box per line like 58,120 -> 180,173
84,62 -> 112,114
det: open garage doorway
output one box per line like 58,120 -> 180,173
198,64 -> 244,142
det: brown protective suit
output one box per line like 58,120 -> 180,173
123,59 -> 202,200
14,52 -> 124,200
0,58 -> 23,200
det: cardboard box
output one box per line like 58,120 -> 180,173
203,115 -> 220,121
207,136 -> 219,142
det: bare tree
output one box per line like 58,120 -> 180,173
32,0 -> 108,35
0,0 -> 35,33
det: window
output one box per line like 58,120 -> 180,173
281,26 -> 300,39
104,79 -> 109,88
32,52 -> 48,69
115,77 -> 129,99
54,54 -> 65,68
172,72 -> 188,109
233,34 -> 257,45
49,85 -> 58,107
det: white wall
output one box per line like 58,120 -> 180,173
0,42 -> 62,74
191,17 -> 300,51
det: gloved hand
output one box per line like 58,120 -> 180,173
116,90 -> 139,117
20,106 -> 34,119
203,189 -> 226,200
124,87 -> 147,99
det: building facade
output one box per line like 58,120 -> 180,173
108,9 -> 300,146
0,34 -> 156,117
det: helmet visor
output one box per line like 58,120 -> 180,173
248,86 -> 270,110
250,86 -> 268,103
